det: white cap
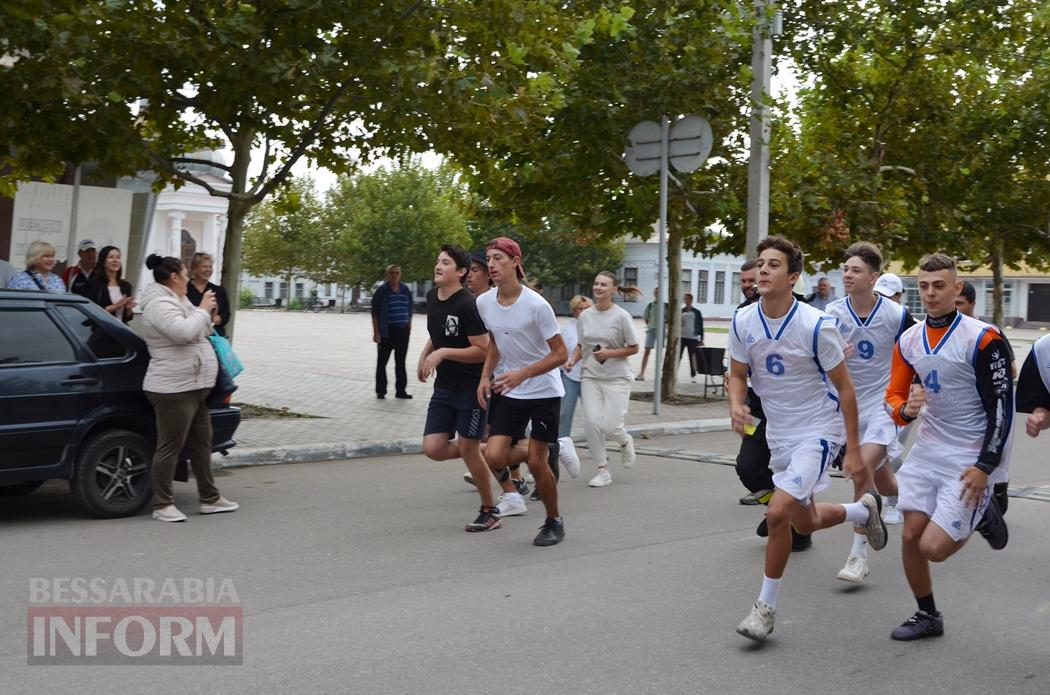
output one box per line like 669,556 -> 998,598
874,273 -> 903,297
76,239 -> 97,251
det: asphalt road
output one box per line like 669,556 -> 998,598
2,417 -> 1049,694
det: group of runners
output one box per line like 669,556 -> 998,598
410,232 -> 1050,641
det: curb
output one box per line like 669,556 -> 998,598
217,417 -> 733,469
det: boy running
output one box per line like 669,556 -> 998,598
730,236 -> 886,642
477,237 -> 569,546
825,242 -> 915,584
884,253 -> 1011,641
417,245 -> 499,531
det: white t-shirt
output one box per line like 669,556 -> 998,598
576,303 -> 639,381
476,286 -> 565,399
561,318 -> 583,382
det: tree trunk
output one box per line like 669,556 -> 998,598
285,269 -> 294,311
991,242 -> 1004,327
218,131 -> 255,345
660,222 -> 683,400
351,285 -> 361,306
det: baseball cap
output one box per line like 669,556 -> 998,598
77,239 -> 97,252
485,237 -> 526,279
874,272 -> 903,297
469,250 -> 488,269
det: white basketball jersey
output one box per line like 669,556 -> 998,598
730,299 -> 846,448
825,295 -> 908,407
897,313 -> 1000,472
1033,334 -> 1050,392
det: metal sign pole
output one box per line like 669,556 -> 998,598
653,116 -> 670,415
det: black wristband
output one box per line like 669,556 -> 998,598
898,403 -> 917,423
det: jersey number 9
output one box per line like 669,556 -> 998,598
857,340 -> 874,360
766,353 -> 785,376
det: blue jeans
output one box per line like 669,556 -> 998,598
560,372 -> 582,437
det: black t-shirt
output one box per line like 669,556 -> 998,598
426,286 -> 487,391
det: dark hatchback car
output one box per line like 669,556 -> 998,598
0,289 -> 240,517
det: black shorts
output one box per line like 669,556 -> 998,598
487,394 -> 560,444
423,388 -> 486,439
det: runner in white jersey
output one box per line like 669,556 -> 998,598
824,242 -> 916,584
884,254 -> 1011,641
729,236 -> 887,642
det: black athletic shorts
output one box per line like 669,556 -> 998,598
487,394 -> 560,444
423,388 -> 486,439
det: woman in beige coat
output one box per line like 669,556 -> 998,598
140,254 -> 238,522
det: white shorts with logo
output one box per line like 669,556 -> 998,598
858,403 -> 903,469
770,438 -> 842,506
896,449 -> 991,542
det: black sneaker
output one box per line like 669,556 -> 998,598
530,488 -> 541,502
533,517 -> 565,546
993,482 -> 1009,516
465,507 -> 502,532
513,478 -> 530,497
756,516 -> 768,538
791,529 -> 812,552
890,610 -> 944,641
395,392 -> 413,400
975,494 -> 1008,550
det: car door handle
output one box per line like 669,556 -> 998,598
61,376 -> 100,386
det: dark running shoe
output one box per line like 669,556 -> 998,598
791,529 -> 812,552
395,392 -> 413,399
465,507 -> 502,532
993,482 -> 1009,516
891,611 -> 944,641
513,478 -> 530,497
530,488 -> 542,502
533,517 -> 565,546
976,494 -> 1008,550
756,516 -> 768,538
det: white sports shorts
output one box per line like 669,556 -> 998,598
770,438 -> 842,506
896,451 -> 991,542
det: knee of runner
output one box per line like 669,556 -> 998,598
765,505 -> 792,531
918,537 -> 954,563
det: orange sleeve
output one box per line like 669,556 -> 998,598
885,343 -> 917,426
978,326 -> 1000,350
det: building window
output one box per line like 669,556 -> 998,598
279,282 -> 288,299
902,278 -> 923,318
697,270 -> 708,304
264,282 -> 273,299
560,283 -> 574,301
294,282 -> 305,298
180,229 -> 196,269
983,281 -> 1014,318
681,269 -> 692,300
623,267 -> 638,287
714,271 -> 725,304
732,272 -> 741,304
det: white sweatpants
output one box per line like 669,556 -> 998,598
581,378 -> 632,467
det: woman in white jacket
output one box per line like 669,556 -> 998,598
140,254 -> 238,522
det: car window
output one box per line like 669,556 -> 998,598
0,309 -> 77,365
54,305 -> 130,360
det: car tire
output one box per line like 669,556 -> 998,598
70,429 -> 153,518
0,480 -> 45,497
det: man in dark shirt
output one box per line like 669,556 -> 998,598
1016,334 -> 1050,438
417,245 -> 499,531
371,264 -> 414,399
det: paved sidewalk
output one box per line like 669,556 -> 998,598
227,310 -> 732,462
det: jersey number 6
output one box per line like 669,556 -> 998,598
766,353 -> 785,376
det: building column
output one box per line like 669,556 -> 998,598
167,211 -> 185,258
213,214 -> 227,282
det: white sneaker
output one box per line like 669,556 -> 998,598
200,497 -> 239,515
152,505 -> 187,522
883,503 -> 903,525
588,468 -> 612,487
736,601 -> 775,641
524,471 -> 535,484
836,553 -> 870,583
558,436 -> 581,479
496,492 -> 527,517
463,471 -> 476,487
620,435 -> 636,469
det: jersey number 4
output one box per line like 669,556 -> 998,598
923,370 -> 941,394
766,353 -> 785,376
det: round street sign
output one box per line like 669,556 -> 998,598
669,115 -> 713,173
624,120 -> 662,177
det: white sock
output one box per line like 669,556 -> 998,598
842,501 -> 869,525
757,575 -> 782,610
850,532 -> 869,558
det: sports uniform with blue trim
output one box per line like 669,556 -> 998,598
885,310 -> 1013,541
825,295 -> 913,463
729,298 -> 846,503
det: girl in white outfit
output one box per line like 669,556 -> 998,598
566,272 -> 641,487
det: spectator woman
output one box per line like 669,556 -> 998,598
565,271 -> 641,488
558,294 -> 592,438
86,245 -> 135,323
8,241 -> 67,292
140,253 -> 238,522
186,252 -> 230,336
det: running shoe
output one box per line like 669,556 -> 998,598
791,530 -> 812,552
975,494 -> 1008,550
199,497 -> 239,515
620,435 -> 636,469
513,477 -> 530,497
890,611 -> 943,641
836,553 -> 870,583
736,601 -> 775,641
496,492 -> 527,517
739,489 -> 773,505
530,488 -> 541,502
558,436 -> 581,479
465,506 -> 502,532
524,471 -> 535,484
533,517 -> 565,546
588,468 -> 612,487
463,472 -> 476,487
882,500 -> 903,525
860,491 -> 888,550
153,505 -> 187,522
756,516 -> 768,537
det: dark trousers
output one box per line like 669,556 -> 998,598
679,338 -> 699,377
376,324 -> 410,395
735,389 -> 774,493
145,388 -> 220,509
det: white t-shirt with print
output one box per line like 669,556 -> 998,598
576,303 -> 639,381
476,286 -> 565,399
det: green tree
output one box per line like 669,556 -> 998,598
0,0 -> 609,339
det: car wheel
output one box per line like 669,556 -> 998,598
70,429 -> 153,518
0,481 -> 45,497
